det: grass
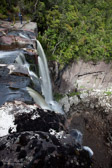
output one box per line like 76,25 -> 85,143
104,91 -> 112,96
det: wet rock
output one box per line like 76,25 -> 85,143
7,64 -> 29,76
0,43 -> 28,51
0,51 -> 21,64
0,64 -> 31,107
7,30 -> 35,39
0,35 -> 34,47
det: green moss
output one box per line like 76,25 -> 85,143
68,90 -> 81,97
54,93 -> 64,101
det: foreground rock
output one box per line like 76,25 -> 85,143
0,131 -> 92,168
0,103 -> 92,168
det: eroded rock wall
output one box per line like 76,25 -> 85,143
57,60 -> 112,93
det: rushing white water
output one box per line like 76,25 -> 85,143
15,53 -> 29,69
37,40 -> 53,103
37,40 -> 64,114
15,53 -> 40,90
19,33 -> 29,39
0,51 -> 19,58
26,87 -> 52,111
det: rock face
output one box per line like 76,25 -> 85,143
56,60 -> 112,93
15,107 -> 66,133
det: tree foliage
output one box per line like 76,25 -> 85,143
1,0 -> 112,65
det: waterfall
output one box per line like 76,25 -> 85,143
36,40 -> 53,103
26,87 -> 52,111
15,39 -> 64,114
36,40 -> 64,114
15,53 -> 30,70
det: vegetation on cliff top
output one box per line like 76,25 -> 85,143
0,0 -> 112,65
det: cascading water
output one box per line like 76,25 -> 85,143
36,40 -> 64,114
0,51 -> 20,64
15,53 -> 41,91
36,40 -> 53,103
14,35 -> 64,114
0,51 -> 20,58
16,53 -> 52,111
15,53 -> 30,70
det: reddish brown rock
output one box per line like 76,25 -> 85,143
0,35 -> 14,45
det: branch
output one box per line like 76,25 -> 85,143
52,41 -> 62,55
34,0 -> 39,12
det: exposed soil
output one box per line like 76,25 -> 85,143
66,103 -> 112,168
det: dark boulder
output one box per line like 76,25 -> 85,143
0,131 -> 92,168
14,108 -> 66,133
